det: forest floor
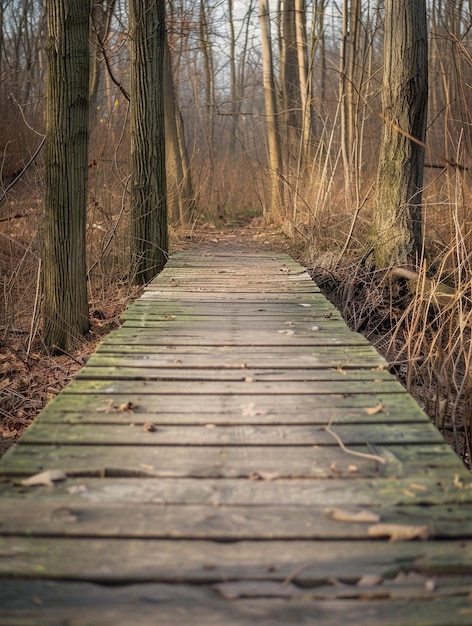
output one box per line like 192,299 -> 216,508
0,219 -> 468,466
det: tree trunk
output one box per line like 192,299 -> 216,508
340,0 -> 363,208
164,35 -> 194,225
42,0 -> 90,353
374,0 -> 428,268
295,0 -> 312,171
130,0 -> 168,283
259,0 -> 283,220
280,0 -> 301,163
89,0 -> 116,127
199,0 -> 216,166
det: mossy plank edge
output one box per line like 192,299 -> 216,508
74,367 -> 396,383
59,379 -> 406,395
86,354 -> 388,369
120,320 -> 349,330
139,291 -> 322,299
121,310 -> 343,320
38,390 -> 431,418
19,421 -> 445,447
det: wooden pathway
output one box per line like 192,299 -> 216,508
1,243 -> 472,625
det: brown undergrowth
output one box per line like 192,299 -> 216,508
0,290 -> 134,458
311,258 -> 472,468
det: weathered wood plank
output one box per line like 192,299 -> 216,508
1,582 -> 472,626
60,378 -> 405,396
0,442 -> 461,479
122,300 -> 338,314
38,390 -> 433,421
101,329 -> 371,347
121,319 -> 349,330
1,500 -> 471,540
139,290 -> 322,299
3,475 -> 471,507
87,350 -> 387,370
19,422 -> 445,447
121,309 -> 343,320
91,344 -> 387,369
1,537 -> 472,582
75,367 -> 395,383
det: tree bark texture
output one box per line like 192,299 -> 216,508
130,0 -> 168,284
374,0 -> 428,268
42,0 -> 90,352
281,0 -> 301,161
164,35 -> 194,225
259,0 -> 283,220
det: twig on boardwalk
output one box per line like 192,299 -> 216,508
322,423 -> 386,465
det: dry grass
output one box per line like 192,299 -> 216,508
305,174 -> 472,466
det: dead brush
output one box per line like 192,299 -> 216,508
387,227 -> 472,464
312,238 -> 472,465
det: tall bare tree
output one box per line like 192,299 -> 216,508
42,0 -> 90,352
340,0 -> 364,207
129,0 -> 167,283
374,0 -> 428,268
89,0 -> 117,126
199,0 -> 216,166
164,33 -> 194,225
280,0 -> 301,162
259,0 -> 283,220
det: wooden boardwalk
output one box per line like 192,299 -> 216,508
1,243 -> 472,625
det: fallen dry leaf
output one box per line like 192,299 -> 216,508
99,400 -> 138,413
324,507 -> 381,524
20,469 -> 67,487
116,401 -> 137,412
348,464 -> 359,473
409,483 -> 427,492
368,523 -> 429,542
364,403 -> 387,416
452,473 -> 472,489
250,471 -> 279,481
356,574 -> 383,587
143,422 -> 156,432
